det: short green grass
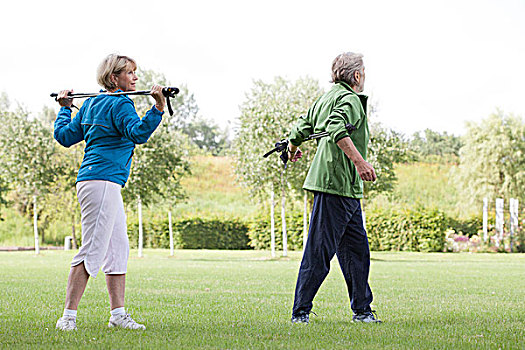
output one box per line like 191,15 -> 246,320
0,250 -> 523,349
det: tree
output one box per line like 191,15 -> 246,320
233,76 -> 323,199
134,68 -> 199,130
0,107 -> 58,211
233,76 -> 324,255
453,110 -> 525,206
184,117 -> 230,155
411,129 -> 463,160
121,68 -> 193,207
0,104 -> 60,245
122,123 -> 190,207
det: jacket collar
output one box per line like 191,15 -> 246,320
335,81 -> 368,112
335,81 -> 360,94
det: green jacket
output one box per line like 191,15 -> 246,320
288,81 -> 369,198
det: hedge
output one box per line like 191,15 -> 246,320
247,212 -> 304,251
366,206 -> 448,252
126,207 -> 483,252
247,206 -> 452,252
127,217 -> 250,250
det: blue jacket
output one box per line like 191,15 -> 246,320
54,92 -> 163,187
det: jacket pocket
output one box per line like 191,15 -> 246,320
347,157 -> 357,186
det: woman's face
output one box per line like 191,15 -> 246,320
113,65 -> 138,92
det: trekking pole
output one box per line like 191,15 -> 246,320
50,87 -> 180,116
263,122 -> 356,165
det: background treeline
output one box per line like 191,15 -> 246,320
0,74 -> 523,252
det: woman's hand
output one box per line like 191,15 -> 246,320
150,85 -> 166,112
57,89 -> 74,108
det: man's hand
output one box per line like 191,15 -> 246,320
336,136 -> 376,182
355,160 -> 377,182
287,143 -> 303,162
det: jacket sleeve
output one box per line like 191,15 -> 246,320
54,106 -> 84,147
288,114 -> 313,147
113,100 -> 163,144
326,95 -> 361,143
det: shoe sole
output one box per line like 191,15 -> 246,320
108,322 -> 146,330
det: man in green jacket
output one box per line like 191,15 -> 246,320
288,52 -> 381,324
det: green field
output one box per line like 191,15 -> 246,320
0,250 -> 523,349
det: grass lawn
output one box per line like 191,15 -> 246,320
0,250 -> 523,349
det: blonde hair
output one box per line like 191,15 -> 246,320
96,54 -> 137,90
330,52 -> 364,86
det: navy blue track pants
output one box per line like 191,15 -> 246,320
292,191 -> 373,316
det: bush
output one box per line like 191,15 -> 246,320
247,206 -> 449,252
127,217 -> 251,250
366,206 -> 448,252
447,214 -> 495,237
247,212 -> 305,251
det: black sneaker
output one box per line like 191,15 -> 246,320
352,310 -> 382,323
291,313 -> 310,325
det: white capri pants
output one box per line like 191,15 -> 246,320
71,180 -> 129,278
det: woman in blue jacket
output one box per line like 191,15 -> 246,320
54,54 -> 165,331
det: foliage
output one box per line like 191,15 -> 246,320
184,117 -> 230,155
233,76 -> 324,198
410,128 -> 463,161
114,68 -> 194,207
364,122 -> 409,199
453,110 -> 525,206
122,125 -> 191,207
366,205 -> 448,252
134,68 -> 199,130
247,211 -> 305,251
247,205 -> 452,253
0,106 -> 59,213
127,216 -> 250,250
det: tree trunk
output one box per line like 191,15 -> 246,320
281,169 -> 287,257
270,189 -> 276,258
138,195 -> 143,257
169,211 -> 174,256
33,195 -> 39,255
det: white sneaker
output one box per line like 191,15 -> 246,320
56,316 -> 77,331
108,314 -> 146,330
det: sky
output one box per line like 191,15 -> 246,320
0,0 -> 523,137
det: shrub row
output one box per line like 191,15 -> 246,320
127,217 -> 250,250
126,207 -> 486,252
247,212 -> 305,251
366,206 -> 448,252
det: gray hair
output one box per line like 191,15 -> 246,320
330,52 -> 364,86
96,54 -> 137,91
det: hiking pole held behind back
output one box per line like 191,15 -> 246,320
263,123 -> 356,165
50,87 -> 180,116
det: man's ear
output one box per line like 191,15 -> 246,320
354,71 -> 360,83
